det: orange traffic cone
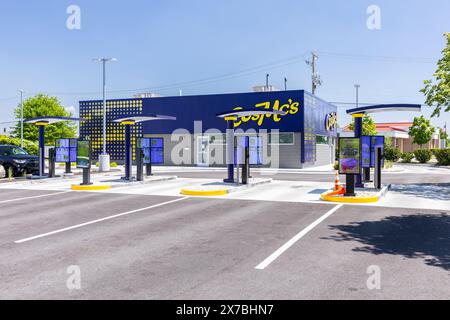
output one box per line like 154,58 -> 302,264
334,170 -> 340,191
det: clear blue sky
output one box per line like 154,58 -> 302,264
0,0 -> 449,129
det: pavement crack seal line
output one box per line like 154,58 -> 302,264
14,197 -> 189,244
255,203 -> 344,270
0,191 -> 71,204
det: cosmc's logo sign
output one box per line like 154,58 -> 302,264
233,99 -> 300,128
325,112 -> 337,131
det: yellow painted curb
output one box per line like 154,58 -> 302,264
320,191 -> 379,203
180,188 -> 228,196
71,184 -> 112,191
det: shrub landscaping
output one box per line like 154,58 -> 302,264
433,149 -> 450,165
413,149 -> 432,163
401,152 -> 414,163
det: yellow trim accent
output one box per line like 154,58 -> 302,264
180,188 -> 228,196
224,116 -> 237,121
351,113 -> 365,118
320,191 -> 379,203
121,121 -> 136,125
35,122 -> 49,126
71,184 -> 112,191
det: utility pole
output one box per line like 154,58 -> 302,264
284,77 -> 287,91
17,90 -> 26,148
305,52 -> 321,95
93,57 -> 118,172
266,74 -> 269,91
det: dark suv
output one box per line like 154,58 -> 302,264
0,145 -> 39,177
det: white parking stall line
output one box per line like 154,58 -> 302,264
255,204 -> 343,270
0,191 -> 71,204
15,197 -> 189,244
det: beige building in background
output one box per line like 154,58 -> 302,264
342,121 -> 441,152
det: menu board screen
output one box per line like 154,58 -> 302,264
339,138 -> 361,174
361,136 -> 371,168
370,136 -> 385,167
76,140 -> 91,169
56,138 -> 77,163
140,138 -> 164,164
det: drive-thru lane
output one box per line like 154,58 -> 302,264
170,205 -> 450,300
0,188 -> 66,202
0,187 -> 448,299
0,189 -> 335,299
0,190 -> 183,244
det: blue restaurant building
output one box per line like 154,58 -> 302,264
79,90 -> 337,168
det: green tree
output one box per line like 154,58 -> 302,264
348,115 -> 378,136
421,33 -> 450,117
12,94 -> 76,145
408,115 -> 435,148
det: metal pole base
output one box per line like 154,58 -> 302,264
344,174 -> 356,197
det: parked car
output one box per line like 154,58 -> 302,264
0,145 -> 39,177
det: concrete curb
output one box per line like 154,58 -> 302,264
71,184 -> 112,191
180,178 -> 272,196
320,184 -> 390,203
109,175 -> 177,188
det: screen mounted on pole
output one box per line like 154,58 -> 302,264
76,140 -> 91,169
339,137 -> 361,175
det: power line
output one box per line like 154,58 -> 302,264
0,50 -> 439,100
316,51 -> 437,63
37,52 -> 309,97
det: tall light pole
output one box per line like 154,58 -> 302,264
17,90 -> 26,148
354,84 -> 360,108
93,57 -> 117,171
284,77 -> 287,91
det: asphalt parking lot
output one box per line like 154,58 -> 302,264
0,182 -> 449,299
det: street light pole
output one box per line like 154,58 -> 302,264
93,57 -> 117,171
355,84 -> 360,108
102,59 -> 107,155
17,90 -> 25,148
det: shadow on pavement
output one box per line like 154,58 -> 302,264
324,213 -> 450,271
390,183 -> 450,201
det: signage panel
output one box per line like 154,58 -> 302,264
56,138 -> 77,163
76,140 -> 91,169
339,137 -> 361,174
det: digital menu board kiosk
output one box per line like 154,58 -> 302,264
338,137 -> 361,196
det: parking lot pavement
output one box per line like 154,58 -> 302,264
0,190 -> 337,299
0,165 -> 449,300
152,165 -> 450,185
0,186 -> 448,299
0,191 -> 183,245
173,205 -> 450,300
0,188 -> 66,202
